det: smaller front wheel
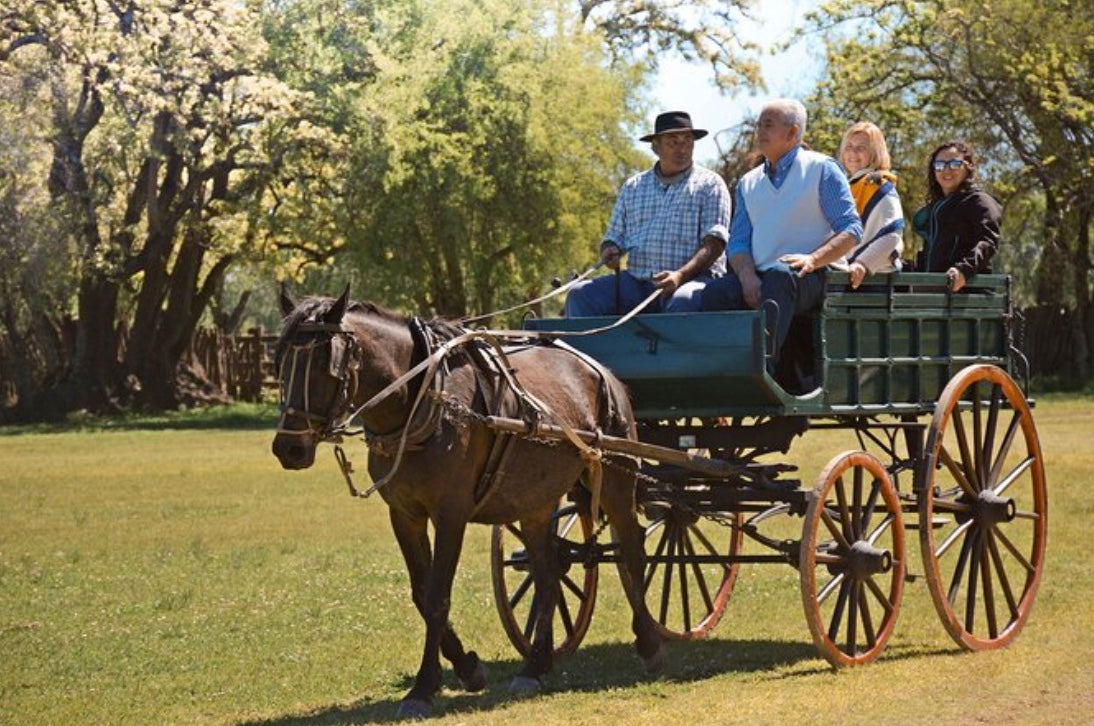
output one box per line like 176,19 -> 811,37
491,495 -> 598,658
800,451 -> 905,667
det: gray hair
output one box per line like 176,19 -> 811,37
763,99 -> 807,144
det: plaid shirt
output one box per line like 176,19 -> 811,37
602,164 -> 730,279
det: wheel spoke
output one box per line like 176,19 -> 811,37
644,522 -> 670,591
994,456 -> 1035,497
505,523 -> 523,539
935,518 -> 975,559
682,526 -> 716,613
523,589 -> 540,640
972,382 -> 984,489
673,524 -> 691,634
556,510 -> 579,539
986,527 -> 1020,621
687,519 -> 726,559
861,477 -> 882,537
994,526 -> 1036,575
820,509 -> 854,550
989,412 -> 1022,487
866,513 -> 896,546
846,577 -> 860,654
828,578 -> 851,642
951,406 -> 980,490
979,533 -> 998,639
659,524 -> 676,624
818,570 -> 846,605
509,573 -> 534,609
864,574 -> 895,616
561,571 -> 587,600
982,384 -> 1002,485
835,476 -> 853,542
964,529 -> 981,633
939,445 -> 979,499
859,581 -> 877,648
947,527 -> 975,605
852,467 -> 864,538
557,585 -> 575,636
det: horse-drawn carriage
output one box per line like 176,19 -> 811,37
273,270 -> 1045,716
500,270 -> 1045,668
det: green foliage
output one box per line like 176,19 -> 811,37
326,0 -> 647,316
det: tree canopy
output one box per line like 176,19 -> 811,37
0,0 -> 764,419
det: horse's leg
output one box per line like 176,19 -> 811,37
509,510 -> 559,695
598,464 -> 666,672
388,509 -> 480,718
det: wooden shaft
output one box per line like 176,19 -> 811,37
483,415 -> 742,479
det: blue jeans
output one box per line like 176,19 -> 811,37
564,271 -> 714,317
699,263 -> 825,364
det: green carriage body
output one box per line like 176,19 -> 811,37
523,272 -> 1018,419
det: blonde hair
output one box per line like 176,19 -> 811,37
838,122 -> 892,171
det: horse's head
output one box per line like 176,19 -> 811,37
272,285 -> 361,469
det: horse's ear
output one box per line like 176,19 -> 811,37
279,282 -> 296,317
325,284 -> 350,324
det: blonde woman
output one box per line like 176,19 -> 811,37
838,122 -> 904,288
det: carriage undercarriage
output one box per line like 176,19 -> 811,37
495,272 -> 1047,668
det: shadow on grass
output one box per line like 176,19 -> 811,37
236,637 -> 834,725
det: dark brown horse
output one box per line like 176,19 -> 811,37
271,288 -> 664,718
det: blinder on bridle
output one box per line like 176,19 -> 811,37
276,320 -> 361,439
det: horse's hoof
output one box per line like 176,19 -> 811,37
396,697 -> 432,720
458,651 -> 488,692
508,675 -> 542,696
642,642 -> 667,674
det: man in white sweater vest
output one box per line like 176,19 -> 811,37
701,99 -> 862,372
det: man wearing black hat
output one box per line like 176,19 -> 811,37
565,111 -> 731,316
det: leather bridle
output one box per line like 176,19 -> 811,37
275,322 -> 361,440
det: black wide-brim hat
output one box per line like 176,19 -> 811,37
639,111 -> 709,142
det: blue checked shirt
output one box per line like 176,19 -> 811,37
728,146 -> 862,260
603,164 -> 731,279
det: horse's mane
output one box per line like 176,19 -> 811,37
277,296 -> 468,363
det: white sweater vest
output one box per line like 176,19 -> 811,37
739,149 -> 837,271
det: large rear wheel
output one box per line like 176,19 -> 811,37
919,364 -> 1047,651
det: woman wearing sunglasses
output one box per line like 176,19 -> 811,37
838,122 -> 905,288
911,140 -> 1002,291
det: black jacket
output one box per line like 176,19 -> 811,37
912,189 -> 1002,277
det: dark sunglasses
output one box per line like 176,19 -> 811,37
932,158 -> 968,172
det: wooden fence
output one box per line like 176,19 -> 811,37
185,327 -> 280,403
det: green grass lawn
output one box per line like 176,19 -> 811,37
1,395 -> 1092,725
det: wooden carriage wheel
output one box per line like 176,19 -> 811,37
640,501 -> 744,640
800,451 -> 905,667
919,364 -> 1047,651
490,495 -> 598,658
